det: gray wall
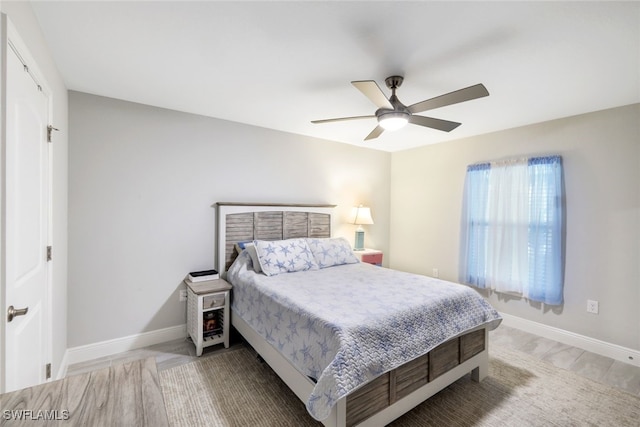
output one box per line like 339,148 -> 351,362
1,2 -> 69,378
390,104 -> 639,350
68,91 -> 391,347
68,91 -> 639,353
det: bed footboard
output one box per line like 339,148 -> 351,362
232,310 -> 489,427
345,329 -> 486,426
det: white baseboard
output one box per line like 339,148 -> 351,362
58,324 -> 187,379
499,313 -> 640,367
56,316 -> 640,380
56,350 -> 70,380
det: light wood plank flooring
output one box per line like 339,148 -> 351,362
1,357 -> 168,426
8,326 -> 635,425
66,326 -> 640,397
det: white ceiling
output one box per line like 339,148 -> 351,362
30,1 -> 639,152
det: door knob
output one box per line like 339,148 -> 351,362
7,305 -> 28,322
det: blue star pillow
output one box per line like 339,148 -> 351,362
306,237 -> 359,268
254,239 -> 319,276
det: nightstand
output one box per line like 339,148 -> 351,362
186,278 -> 232,356
354,248 -> 383,266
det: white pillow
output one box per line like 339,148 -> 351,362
306,237 -> 359,268
235,241 -> 262,274
254,239 -> 319,276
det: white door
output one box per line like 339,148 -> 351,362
2,19 -> 52,392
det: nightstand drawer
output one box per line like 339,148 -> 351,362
361,253 -> 383,265
203,293 -> 225,309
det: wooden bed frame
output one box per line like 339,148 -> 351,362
216,202 -> 490,427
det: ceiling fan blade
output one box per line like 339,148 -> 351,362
408,83 -> 489,114
364,125 -> 385,141
311,115 -> 375,124
352,80 -> 393,109
409,115 -> 461,132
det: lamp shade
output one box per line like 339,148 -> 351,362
350,206 -> 374,225
350,206 -> 373,251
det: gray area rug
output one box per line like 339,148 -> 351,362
160,344 -> 640,426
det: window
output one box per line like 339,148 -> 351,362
460,156 -> 564,305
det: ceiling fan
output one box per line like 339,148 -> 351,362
311,76 -> 489,141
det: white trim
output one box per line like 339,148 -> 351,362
0,11 -> 6,394
61,324 -> 187,373
500,313 -> 640,367
56,349 -> 69,380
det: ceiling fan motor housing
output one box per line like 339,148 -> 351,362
377,76 -> 410,129
385,75 -> 404,90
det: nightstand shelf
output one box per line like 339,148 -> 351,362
354,248 -> 383,266
186,278 -> 232,356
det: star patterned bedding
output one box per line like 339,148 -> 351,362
227,248 -> 502,421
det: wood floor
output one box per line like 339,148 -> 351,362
491,325 -> 640,396
0,357 -> 168,426
3,325 -> 638,426
66,325 -> 640,397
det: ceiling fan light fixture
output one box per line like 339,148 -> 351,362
378,111 -> 409,131
311,77 -> 489,141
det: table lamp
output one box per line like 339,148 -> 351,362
350,205 -> 374,251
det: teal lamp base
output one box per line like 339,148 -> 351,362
354,229 -> 365,251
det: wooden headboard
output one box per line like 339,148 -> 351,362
216,203 -> 336,274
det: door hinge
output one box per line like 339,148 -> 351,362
47,246 -> 52,261
47,125 -> 59,143
46,363 -> 52,380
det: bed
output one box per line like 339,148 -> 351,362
216,202 -> 502,427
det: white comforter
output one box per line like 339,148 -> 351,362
227,251 -> 502,420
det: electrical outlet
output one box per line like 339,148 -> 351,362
587,299 -> 599,314
179,289 -> 187,302
432,268 -> 439,278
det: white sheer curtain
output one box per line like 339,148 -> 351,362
460,163 -> 490,288
527,156 -> 564,304
460,156 -> 564,305
486,159 -> 530,295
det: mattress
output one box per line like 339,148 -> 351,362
227,251 -> 502,420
